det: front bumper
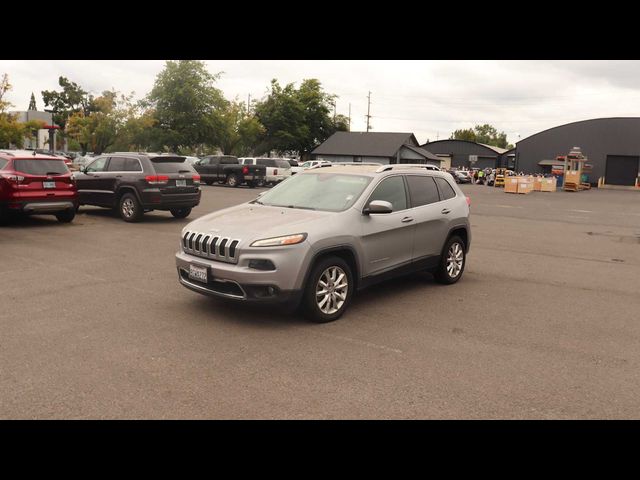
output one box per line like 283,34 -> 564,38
175,244 -> 309,304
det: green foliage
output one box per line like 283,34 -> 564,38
254,78 -> 347,156
28,92 -> 37,111
145,60 -> 227,153
41,76 -> 95,130
216,100 -> 266,156
451,124 -> 512,149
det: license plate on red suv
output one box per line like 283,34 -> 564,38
43,181 -> 56,188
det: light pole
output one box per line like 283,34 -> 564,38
44,109 -> 56,153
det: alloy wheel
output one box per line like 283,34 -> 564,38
446,242 -> 464,278
316,266 -> 348,314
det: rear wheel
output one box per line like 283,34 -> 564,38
434,235 -> 466,284
119,193 -> 143,222
55,209 -> 75,223
226,174 -> 239,187
303,256 -> 354,323
170,207 -> 192,219
204,179 -> 214,186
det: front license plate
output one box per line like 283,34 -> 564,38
43,181 -> 56,189
176,179 -> 187,187
189,264 -> 208,283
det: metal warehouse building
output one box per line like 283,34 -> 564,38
420,139 -> 510,170
515,117 -> 640,186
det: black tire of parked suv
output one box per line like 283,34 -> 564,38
170,207 -> 192,219
204,179 -> 214,186
248,181 -> 257,188
118,192 -> 144,223
55,209 -> 75,223
434,235 -> 466,285
226,173 -> 239,187
302,255 -> 354,323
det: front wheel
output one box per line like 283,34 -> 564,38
55,209 -> 75,223
170,207 -> 192,219
434,235 -> 466,284
303,256 -> 354,323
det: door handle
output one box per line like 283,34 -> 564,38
441,208 -> 451,214
115,175 -> 122,178
401,216 -> 414,223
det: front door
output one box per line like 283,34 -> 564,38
76,156 -> 111,206
360,175 -> 415,276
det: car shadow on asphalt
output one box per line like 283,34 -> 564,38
78,208 -> 190,224
187,271 -> 441,328
0,215 -> 67,228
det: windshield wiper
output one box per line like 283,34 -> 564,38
285,205 -> 316,211
45,172 -> 64,176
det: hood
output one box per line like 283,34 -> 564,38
183,202 -> 332,242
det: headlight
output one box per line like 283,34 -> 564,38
250,233 -> 307,247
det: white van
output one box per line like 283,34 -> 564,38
239,157 -> 292,185
291,159 -> 332,175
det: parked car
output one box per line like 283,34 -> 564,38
450,170 -> 472,184
194,155 -> 266,188
183,156 -> 201,166
239,157 -> 292,185
287,159 -> 299,167
175,163 -> 471,323
75,153 -> 201,222
291,160 -> 332,175
0,150 -> 78,223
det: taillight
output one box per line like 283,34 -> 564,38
242,166 -> 249,175
466,196 -> 471,206
1,174 -> 24,186
145,175 -> 169,185
192,174 -> 201,184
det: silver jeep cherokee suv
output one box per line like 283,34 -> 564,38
175,164 -> 471,322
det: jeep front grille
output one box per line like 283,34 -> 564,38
182,231 -> 241,263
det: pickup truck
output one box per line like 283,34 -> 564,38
195,155 -> 266,188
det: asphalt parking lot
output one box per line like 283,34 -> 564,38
2,183 -> 640,419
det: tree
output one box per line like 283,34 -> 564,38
145,60 -> 227,153
254,78 -> 345,157
28,92 -> 37,111
0,73 -> 23,148
217,100 -> 266,156
41,76 -> 94,130
451,124 -> 513,149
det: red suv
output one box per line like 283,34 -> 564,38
0,150 -> 78,223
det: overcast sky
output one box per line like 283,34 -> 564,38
2,60 -> 639,146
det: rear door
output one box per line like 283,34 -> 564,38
360,175 -> 415,276
405,174 -> 450,262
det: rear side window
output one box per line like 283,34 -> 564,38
14,159 -> 69,175
107,156 -> 127,171
124,158 -> 142,172
220,157 -> 238,164
406,175 -> 440,207
434,177 -> 457,200
0,158 -> 7,169
275,159 -> 291,168
368,176 -> 407,212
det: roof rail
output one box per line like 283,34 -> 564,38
375,163 -> 441,173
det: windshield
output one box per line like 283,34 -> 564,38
255,173 -> 372,212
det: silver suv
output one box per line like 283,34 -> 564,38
175,164 -> 471,322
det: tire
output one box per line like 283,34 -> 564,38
204,179 -> 214,186
248,181 -> 256,188
118,192 -> 143,222
434,235 -> 466,285
226,174 -> 239,187
170,207 -> 192,219
256,179 -> 265,187
302,255 -> 354,323
55,209 -> 75,223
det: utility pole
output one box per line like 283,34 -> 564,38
333,100 -> 336,122
366,91 -> 371,132
348,103 -> 351,131
247,94 -> 251,114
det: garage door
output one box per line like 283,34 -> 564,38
605,155 -> 639,186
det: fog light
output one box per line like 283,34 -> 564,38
248,259 -> 276,271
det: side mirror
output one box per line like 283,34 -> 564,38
364,200 -> 393,215
80,166 -> 87,174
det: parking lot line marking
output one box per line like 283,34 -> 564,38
494,205 -> 524,209
568,209 -> 593,213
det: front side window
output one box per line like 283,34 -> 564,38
367,176 -> 407,212
86,157 -> 108,173
256,173 -> 372,212
406,175 -> 440,207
